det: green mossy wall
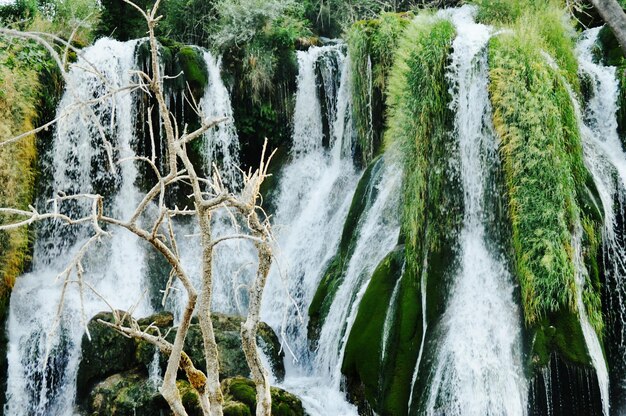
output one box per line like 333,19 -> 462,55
347,12 -> 411,166
341,246 -> 404,413
488,22 -> 603,368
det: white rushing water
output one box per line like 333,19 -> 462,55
198,50 -> 240,187
314,159 -> 401,386
575,26 -> 626,415
259,44 -> 360,415
172,49 -> 257,318
422,7 -> 527,415
5,38 -> 151,416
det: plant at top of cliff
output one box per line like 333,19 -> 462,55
0,1 -> 277,415
347,11 -> 411,163
211,0 -> 302,50
488,29 -> 601,328
474,0 -> 581,91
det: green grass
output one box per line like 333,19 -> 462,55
488,27 -> 603,338
373,15 -> 457,415
347,12 -> 411,165
0,38 -> 44,318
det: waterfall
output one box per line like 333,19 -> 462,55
198,50 -> 240,187
576,26 -> 626,414
3,40 -> 244,416
313,159 -> 401,385
173,49 -> 254,318
261,44 -> 357,357
259,44 -> 365,415
4,38 -> 150,416
422,8 -> 527,414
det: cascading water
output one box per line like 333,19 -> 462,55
261,44 -> 355,354
421,8 -> 527,414
576,26 -> 626,414
198,50 -> 240,186
172,49 -> 256,318
4,38 -> 151,415
313,158 -> 401,384
259,44 -> 361,414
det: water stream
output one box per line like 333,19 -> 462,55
422,8 -> 527,415
5,38 -> 149,416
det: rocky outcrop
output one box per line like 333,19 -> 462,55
85,373 -> 304,416
77,311 -> 289,415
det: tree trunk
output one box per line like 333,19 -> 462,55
589,0 -> 626,54
240,241 -> 273,416
198,207 -> 224,416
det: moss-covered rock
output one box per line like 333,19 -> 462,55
308,156 -> 385,344
77,312 -> 137,400
341,246 -> 405,413
176,46 -> 209,97
221,376 -> 305,416
530,311 -> 592,368
87,370 -> 170,416
78,310 -> 285,404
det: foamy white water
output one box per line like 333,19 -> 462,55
5,38 -> 150,416
422,7 -> 527,415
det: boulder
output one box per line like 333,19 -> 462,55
76,312 -> 136,400
221,376 -> 305,416
78,311 -> 286,404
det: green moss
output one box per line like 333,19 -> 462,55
224,401 -> 252,416
341,246 -> 404,411
530,311 -> 592,367
176,46 -> 208,96
347,12 -> 411,165
307,156 -> 384,343
488,30 -> 603,333
221,377 -> 304,416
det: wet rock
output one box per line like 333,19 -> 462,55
78,311 -> 286,405
76,312 -> 136,400
221,376 -> 305,416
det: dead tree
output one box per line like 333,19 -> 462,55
588,0 -> 626,53
0,1 -> 275,415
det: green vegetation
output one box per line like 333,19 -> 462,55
475,0 -> 581,90
0,45 -> 36,313
308,156 -> 384,343
341,247 -> 404,412
488,16 -> 603,331
485,4 -> 605,373
531,310 -> 592,367
347,12 -> 411,165
382,16 -> 458,415
340,15 -> 458,415
221,377 -> 305,416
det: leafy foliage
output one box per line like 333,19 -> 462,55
378,15 -> 457,415
489,27 -> 602,334
347,12 -> 411,165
